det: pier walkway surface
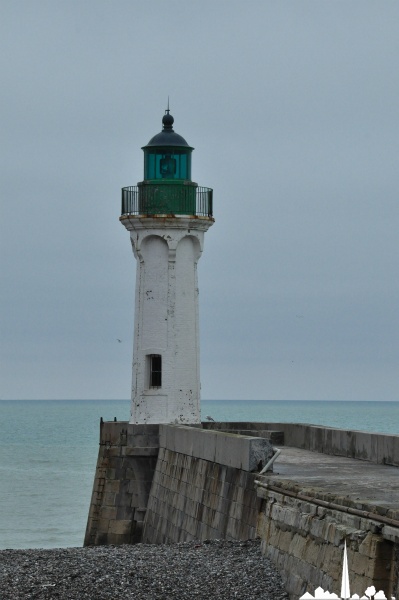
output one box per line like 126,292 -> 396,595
266,447 -> 399,520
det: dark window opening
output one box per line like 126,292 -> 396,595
150,355 -> 162,388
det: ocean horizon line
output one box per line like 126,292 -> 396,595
1,398 -> 398,403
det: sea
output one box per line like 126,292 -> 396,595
0,399 -> 398,550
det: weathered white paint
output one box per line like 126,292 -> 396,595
120,216 -> 213,424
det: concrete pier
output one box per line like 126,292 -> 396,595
259,446 -> 399,514
85,420 -> 399,599
255,440 -> 399,599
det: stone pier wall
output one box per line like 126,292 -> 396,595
84,421 -> 159,546
142,424 -> 273,544
256,480 -> 399,599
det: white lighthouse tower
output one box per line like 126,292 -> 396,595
120,109 -> 214,424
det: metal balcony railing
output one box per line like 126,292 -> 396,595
121,184 -> 213,218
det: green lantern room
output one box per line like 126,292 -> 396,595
143,110 -> 193,181
121,109 -> 213,218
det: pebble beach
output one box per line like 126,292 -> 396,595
0,539 -> 288,600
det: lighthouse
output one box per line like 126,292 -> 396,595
120,109 -> 214,424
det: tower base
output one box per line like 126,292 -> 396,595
84,421 -> 159,546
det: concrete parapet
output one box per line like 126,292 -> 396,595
203,422 -> 399,466
202,422 -> 284,445
160,424 -> 274,471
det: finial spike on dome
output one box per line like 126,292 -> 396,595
162,100 -> 174,130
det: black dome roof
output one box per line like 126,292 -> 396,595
142,111 -> 193,150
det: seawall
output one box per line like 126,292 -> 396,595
142,424 -> 273,543
85,420 -> 399,599
84,421 -> 159,546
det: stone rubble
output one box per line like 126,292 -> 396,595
0,539 -> 288,600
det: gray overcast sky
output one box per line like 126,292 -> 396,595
1,1 -> 398,401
